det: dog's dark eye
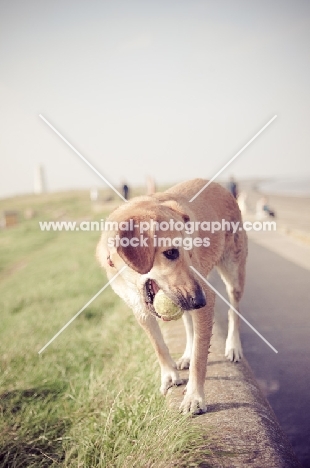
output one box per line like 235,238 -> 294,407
163,249 -> 179,260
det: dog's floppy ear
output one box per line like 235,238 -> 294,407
117,218 -> 155,274
161,200 -> 190,223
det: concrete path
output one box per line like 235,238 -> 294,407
248,228 -> 310,271
213,230 -> 310,467
161,229 -> 310,467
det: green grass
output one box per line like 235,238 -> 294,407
0,191 -> 212,467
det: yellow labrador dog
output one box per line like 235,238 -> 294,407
96,179 -> 247,414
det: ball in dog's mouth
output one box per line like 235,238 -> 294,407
153,290 -> 184,321
144,279 -> 183,321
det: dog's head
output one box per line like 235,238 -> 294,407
97,197 -> 206,318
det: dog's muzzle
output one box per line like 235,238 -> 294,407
180,282 -> 206,310
187,284 -> 206,309
144,279 -> 206,316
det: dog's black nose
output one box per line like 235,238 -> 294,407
189,287 -> 206,309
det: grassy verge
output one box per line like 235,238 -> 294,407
0,192 -> 212,467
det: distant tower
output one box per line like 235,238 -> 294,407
34,165 -> 46,194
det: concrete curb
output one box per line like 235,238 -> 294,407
162,313 -> 302,467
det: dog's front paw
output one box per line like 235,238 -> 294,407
160,367 -> 186,396
179,391 -> 207,415
176,356 -> 190,370
225,336 -> 243,362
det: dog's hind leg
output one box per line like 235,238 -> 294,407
217,243 -> 247,362
136,313 -> 186,395
176,311 -> 193,370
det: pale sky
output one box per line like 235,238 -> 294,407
1,0 -> 310,198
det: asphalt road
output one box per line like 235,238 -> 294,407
212,236 -> 310,468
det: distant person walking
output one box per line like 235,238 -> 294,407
122,182 -> 130,200
228,176 -> 238,199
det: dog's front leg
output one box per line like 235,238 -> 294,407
177,311 -> 193,370
180,288 -> 215,415
136,314 -> 185,395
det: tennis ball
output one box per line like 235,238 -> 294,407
153,290 -> 184,321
